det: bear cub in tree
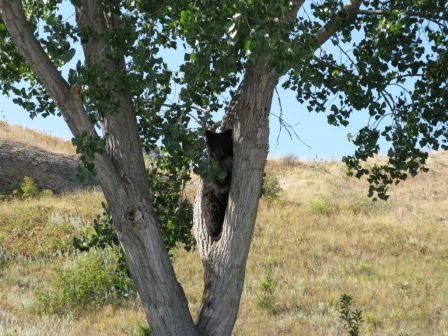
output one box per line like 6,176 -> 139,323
203,129 -> 233,241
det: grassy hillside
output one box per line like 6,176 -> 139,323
0,128 -> 447,335
0,121 -> 74,156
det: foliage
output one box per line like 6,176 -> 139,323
2,176 -> 54,200
339,294 -> 364,336
73,204 -> 119,252
135,325 -> 152,336
0,0 -> 446,233
15,176 -> 40,198
310,197 -> 334,215
147,153 -> 195,251
37,246 -> 134,314
71,131 -> 105,179
261,173 -> 282,201
74,161 -> 195,257
18,176 -> 40,198
256,268 -> 278,312
194,157 -> 229,185
73,204 -> 130,275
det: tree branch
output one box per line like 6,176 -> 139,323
0,0 -> 95,138
355,9 -> 445,25
221,1 -> 304,130
74,0 -> 151,196
314,0 -> 363,48
75,0 -> 116,68
282,0 -> 305,23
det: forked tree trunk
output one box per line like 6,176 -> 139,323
1,1 -> 336,335
193,61 -> 278,336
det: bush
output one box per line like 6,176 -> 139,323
256,269 -> 278,313
135,325 -> 152,336
261,173 -> 282,201
19,176 -> 40,198
339,294 -> 363,336
73,203 -> 129,275
37,246 -> 134,314
3,176 -> 53,199
310,197 -> 333,215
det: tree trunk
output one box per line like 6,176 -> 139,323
102,185 -> 198,336
194,61 -> 278,335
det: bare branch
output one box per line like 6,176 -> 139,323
0,0 -> 95,138
314,0 -> 363,48
273,87 -> 310,148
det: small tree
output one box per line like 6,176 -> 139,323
0,1 -> 446,335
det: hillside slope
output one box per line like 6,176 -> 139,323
0,121 -> 74,155
0,122 -> 95,193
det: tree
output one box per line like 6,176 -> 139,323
0,0 -> 446,335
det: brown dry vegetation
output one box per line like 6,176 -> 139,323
0,130 -> 447,335
0,121 -> 75,156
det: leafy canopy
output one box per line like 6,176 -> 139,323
0,1 -> 446,213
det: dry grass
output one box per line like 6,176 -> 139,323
0,121 -> 75,155
0,148 -> 447,335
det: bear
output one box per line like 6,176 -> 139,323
202,129 -> 233,241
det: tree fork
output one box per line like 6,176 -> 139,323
194,61 -> 278,335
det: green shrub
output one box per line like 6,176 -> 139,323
73,204 -> 129,275
73,204 -> 119,251
261,173 -> 282,201
134,325 -> 152,336
339,294 -> 363,336
37,246 -> 134,314
310,197 -> 333,215
3,176 -> 53,200
256,269 -> 278,313
19,176 -> 40,198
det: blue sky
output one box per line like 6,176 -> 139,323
0,1 -> 385,160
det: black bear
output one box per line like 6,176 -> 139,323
202,129 -> 233,241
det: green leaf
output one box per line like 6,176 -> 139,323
180,10 -> 191,25
243,37 -> 252,51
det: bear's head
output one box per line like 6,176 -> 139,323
205,129 -> 233,171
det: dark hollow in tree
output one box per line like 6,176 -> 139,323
202,129 -> 233,240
